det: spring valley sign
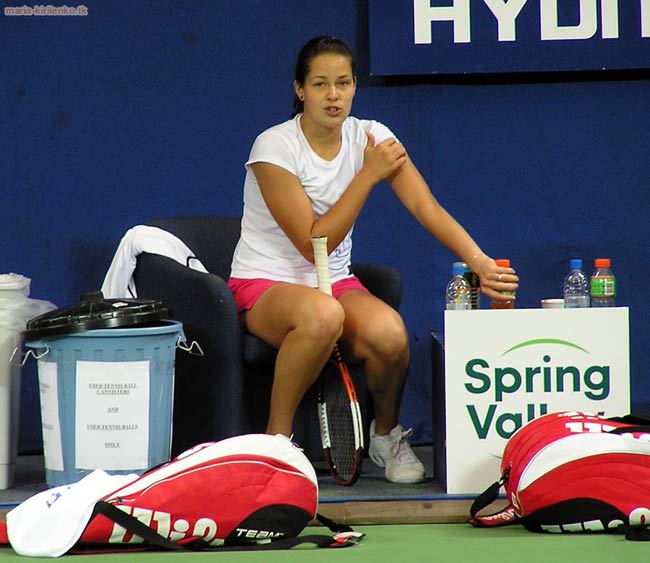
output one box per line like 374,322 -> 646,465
369,0 -> 650,74
442,308 -> 629,494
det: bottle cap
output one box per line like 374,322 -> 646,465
569,259 -> 582,269
594,258 -> 611,268
452,263 -> 465,276
495,258 -> 510,267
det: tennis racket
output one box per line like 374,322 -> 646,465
311,236 -> 364,486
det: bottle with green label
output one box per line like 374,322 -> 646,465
590,258 -> 616,308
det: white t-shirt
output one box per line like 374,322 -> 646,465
230,114 -> 398,286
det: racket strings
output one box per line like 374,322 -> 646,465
322,364 -> 359,482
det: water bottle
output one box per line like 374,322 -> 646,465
590,258 -> 616,307
454,261 -> 481,310
563,259 -> 590,308
446,263 -> 471,310
490,259 -> 515,309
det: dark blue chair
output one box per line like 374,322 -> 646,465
132,216 -> 403,459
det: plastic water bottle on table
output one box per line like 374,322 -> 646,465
445,263 -> 471,310
563,258 -> 590,308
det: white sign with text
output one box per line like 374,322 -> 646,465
444,307 -> 629,494
37,361 -> 64,471
370,0 -> 650,74
75,360 -> 150,470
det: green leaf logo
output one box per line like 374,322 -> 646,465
501,338 -> 589,356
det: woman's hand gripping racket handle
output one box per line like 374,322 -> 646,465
311,236 -> 364,485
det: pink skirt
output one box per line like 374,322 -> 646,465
227,276 -> 368,313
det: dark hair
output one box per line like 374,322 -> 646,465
291,35 -> 356,118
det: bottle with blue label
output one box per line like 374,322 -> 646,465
454,261 -> 481,309
563,258 -> 590,308
446,263 -> 471,310
590,258 -> 616,307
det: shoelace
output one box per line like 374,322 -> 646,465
391,428 -> 419,463
288,434 -> 305,453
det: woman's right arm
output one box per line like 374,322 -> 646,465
252,133 -> 405,262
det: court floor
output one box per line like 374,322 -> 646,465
1,449 -> 646,562
1,524 -> 645,562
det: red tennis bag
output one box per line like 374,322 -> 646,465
5,434 -> 358,557
469,411 -> 650,536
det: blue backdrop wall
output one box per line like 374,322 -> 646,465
2,0 -> 648,451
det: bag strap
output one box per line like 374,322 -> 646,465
469,479 -> 502,519
609,425 -> 650,435
315,512 -> 354,533
607,414 -> 650,427
468,468 -> 520,528
624,526 -> 650,542
468,503 -> 519,528
91,502 -> 362,551
91,502 -> 184,551
470,467 -> 510,519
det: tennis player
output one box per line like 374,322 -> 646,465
228,36 -> 518,483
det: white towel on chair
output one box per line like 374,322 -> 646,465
101,225 -> 208,298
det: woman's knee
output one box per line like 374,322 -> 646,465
363,311 -> 409,363
296,294 -> 345,343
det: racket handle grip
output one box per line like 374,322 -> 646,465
311,236 -> 332,296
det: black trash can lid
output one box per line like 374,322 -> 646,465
22,291 -> 169,341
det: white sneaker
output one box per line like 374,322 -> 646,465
368,420 -> 426,484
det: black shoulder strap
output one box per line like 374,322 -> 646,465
607,414 -> 650,428
315,512 -> 354,533
469,480 -> 502,519
468,468 -> 520,528
92,502 -> 183,551
624,526 -> 650,542
91,502 -> 361,551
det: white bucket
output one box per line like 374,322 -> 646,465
0,273 -> 56,489
0,274 -> 32,490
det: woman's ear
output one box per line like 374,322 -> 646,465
293,80 -> 304,100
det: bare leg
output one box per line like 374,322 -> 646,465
244,283 -> 345,437
337,290 -> 410,435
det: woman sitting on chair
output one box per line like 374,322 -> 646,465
227,36 -> 518,483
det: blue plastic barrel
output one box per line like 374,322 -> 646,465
25,319 -> 183,487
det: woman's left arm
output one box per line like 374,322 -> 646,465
388,156 -> 518,299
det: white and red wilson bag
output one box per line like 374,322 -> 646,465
5,434 -> 360,557
470,411 -> 650,537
